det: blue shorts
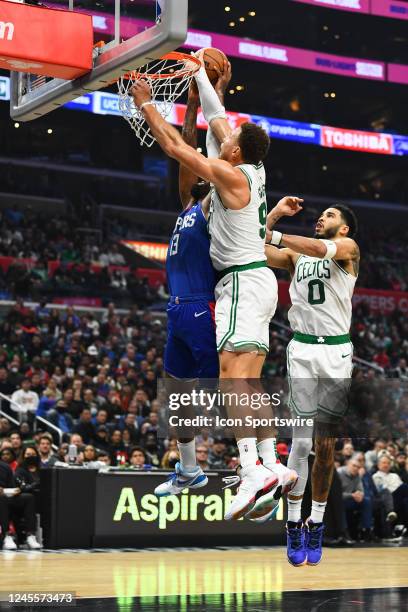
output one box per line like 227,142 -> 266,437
164,297 -> 219,379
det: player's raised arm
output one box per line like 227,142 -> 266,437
178,83 -> 200,209
131,82 -> 247,201
194,50 -> 233,145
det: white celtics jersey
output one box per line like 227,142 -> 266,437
208,163 -> 267,271
288,255 -> 356,336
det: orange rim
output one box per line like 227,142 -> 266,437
121,52 -> 201,82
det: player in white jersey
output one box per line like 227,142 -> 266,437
265,199 -> 359,566
131,53 -> 297,521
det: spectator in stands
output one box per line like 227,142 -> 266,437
338,457 -> 374,539
10,378 -> 39,423
128,446 -> 152,470
395,452 -> 408,484
0,448 -> 18,472
373,455 -> 408,527
92,409 -> 110,429
118,413 -> 139,444
0,368 -> 15,415
0,461 -> 41,549
47,400 -> 74,436
196,446 -> 210,471
83,445 -> 97,463
14,446 -> 41,509
69,433 -> 84,448
94,425 -> 111,453
73,408 -> 96,445
161,449 -> 179,469
142,432 -> 161,468
340,441 -> 355,465
9,432 -> 23,456
354,451 -> 394,540
365,439 -> 387,472
109,429 -> 126,465
96,451 -> 111,465
0,418 -> 12,440
208,439 -> 228,470
37,435 -> 58,468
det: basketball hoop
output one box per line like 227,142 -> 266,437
117,52 -> 201,147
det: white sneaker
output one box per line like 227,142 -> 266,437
246,463 -> 298,520
3,535 -> 17,550
154,462 -> 208,497
224,462 -> 279,521
26,535 -> 41,550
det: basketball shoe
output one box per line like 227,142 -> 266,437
286,521 -> 307,567
246,463 -> 298,520
223,461 -> 279,521
305,519 -> 325,565
154,462 -> 208,497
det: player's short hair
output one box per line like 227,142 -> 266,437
238,122 -> 270,165
191,181 -> 211,203
332,204 -> 358,238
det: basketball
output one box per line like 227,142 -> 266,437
202,47 -> 228,84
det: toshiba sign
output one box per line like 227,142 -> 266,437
0,21 -> 14,40
321,126 -> 393,155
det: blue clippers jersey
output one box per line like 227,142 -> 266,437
166,203 -> 216,299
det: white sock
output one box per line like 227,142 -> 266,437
194,66 -> 227,124
237,438 -> 259,468
310,500 -> 327,524
177,441 -> 197,472
287,498 -> 303,523
257,439 -> 278,468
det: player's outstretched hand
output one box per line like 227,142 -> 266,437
214,60 -> 232,97
130,81 -> 152,108
276,196 -> 304,217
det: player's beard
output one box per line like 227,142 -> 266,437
314,225 -> 340,239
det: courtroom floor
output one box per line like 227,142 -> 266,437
0,546 -> 407,611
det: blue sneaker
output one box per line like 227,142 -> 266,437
305,520 -> 325,565
154,462 -> 208,497
286,521 -> 307,566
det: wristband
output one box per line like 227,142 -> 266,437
320,239 -> 338,259
139,101 -> 155,112
269,231 -> 283,246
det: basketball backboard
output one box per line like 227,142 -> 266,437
10,0 -> 188,121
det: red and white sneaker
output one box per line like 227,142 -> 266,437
246,463 -> 298,520
223,461 -> 279,521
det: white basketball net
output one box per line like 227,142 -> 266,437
117,54 -> 200,147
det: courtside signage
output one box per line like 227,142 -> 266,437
292,0 -> 369,11
3,76 -> 407,156
321,126 -> 394,154
292,0 -> 408,20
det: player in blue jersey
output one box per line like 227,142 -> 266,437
155,68 -> 232,497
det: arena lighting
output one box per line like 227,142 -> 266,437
239,16 -> 245,22
322,165 -> 328,171
323,25 -> 329,30
47,128 -> 53,134
224,6 -> 231,11
330,92 -> 336,98
229,21 -> 235,26
236,85 -> 244,91
197,147 -> 202,153
249,11 -> 256,16
324,92 -> 330,98
229,88 -> 235,94
14,122 -> 19,128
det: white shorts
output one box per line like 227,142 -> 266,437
214,266 -> 278,353
287,338 -> 354,420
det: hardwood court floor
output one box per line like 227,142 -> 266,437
0,546 -> 407,602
